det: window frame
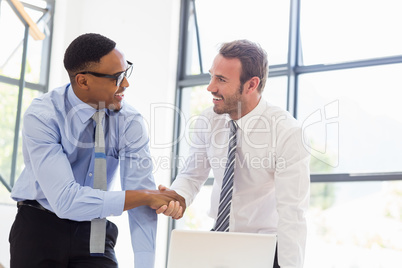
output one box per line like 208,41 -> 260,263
0,0 -> 55,191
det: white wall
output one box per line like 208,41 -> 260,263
49,0 -> 180,267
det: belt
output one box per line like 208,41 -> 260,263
17,200 -> 54,214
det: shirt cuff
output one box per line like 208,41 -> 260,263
175,189 -> 191,208
101,191 -> 125,218
134,252 -> 156,268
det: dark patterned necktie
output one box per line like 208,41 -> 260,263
213,120 -> 238,232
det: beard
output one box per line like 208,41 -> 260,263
213,85 -> 243,117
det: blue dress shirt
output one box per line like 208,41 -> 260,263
11,84 -> 157,267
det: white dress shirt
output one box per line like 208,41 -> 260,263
171,98 -> 310,268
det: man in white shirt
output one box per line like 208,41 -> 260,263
160,39 -> 310,268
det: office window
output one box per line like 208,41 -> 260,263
298,64 -> 402,174
173,0 -> 402,267
300,0 -> 402,65
262,76 -> 288,111
177,85 -> 211,160
307,181 -> 402,267
184,0 -> 290,75
0,0 -> 54,192
175,185 -> 213,231
0,85 -> 41,185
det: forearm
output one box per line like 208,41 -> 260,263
124,189 -> 150,210
124,189 -> 186,211
128,205 -> 157,268
277,214 -> 307,268
171,150 -> 211,207
275,127 -> 310,267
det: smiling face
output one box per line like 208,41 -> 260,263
207,54 -> 245,119
74,48 -> 129,111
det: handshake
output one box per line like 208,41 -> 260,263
156,185 -> 186,220
154,185 -> 186,220
125,185 -> 186,219
125,185 -> 186,220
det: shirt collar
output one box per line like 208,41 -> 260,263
67,84 -> 109,124
235,98 -> 267,131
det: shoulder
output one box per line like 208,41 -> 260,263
115,101 -> 142,117
110,102 -> 145,124
25,84 -> 68,121
109,102 -> 148,134
262,100 -> 301,130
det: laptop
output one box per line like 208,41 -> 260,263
167,229 -> 277,268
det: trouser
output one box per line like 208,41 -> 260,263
9,201 -> 118,268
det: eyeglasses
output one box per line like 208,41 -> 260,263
75,61 -> 133,87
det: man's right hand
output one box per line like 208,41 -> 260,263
124,187 -> 186,219
155,185 -> 186,219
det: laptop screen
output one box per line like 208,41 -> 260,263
167,229 -> 277,268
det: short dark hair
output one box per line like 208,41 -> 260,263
219,40 -> 269,93
63,33 -> 116,75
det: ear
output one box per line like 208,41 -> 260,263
244,76 -> 260,94
75,74 -> 89,90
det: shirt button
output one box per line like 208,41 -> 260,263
89,173 -> 93,177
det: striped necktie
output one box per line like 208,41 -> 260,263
213,120 -> 238,232
90,111 -> 107,255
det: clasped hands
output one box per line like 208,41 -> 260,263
151,185 -> 186,220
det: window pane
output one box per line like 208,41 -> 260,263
23,0 -> 48,9
175,185 -> 214,231
187,0 -> 290,75
263,76 -> 288,111
0,84 -> 21,186
0,84 -> 41,187
177,85 -> 212,160
297,64 -> 402,174
306,181 -> 402,267
300,0 -> 402,65
0,1 -> 49,84
25,8 -> 48,84
185,8 -> 202,75
0,1 -> 24,79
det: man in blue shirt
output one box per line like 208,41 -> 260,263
9,33 -> 185,268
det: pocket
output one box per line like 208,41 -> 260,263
8,212 -> 18,244
106,220 -> 119,247
9,206 -> 30,244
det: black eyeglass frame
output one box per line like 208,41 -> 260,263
75,61 -> 133,86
